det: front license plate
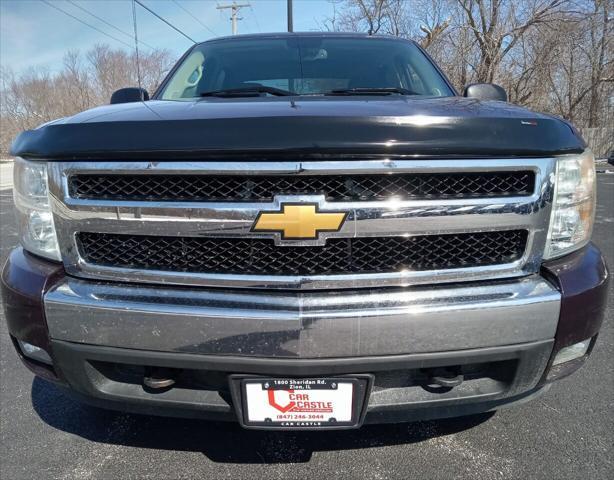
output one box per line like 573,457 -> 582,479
241,378 -> 363,429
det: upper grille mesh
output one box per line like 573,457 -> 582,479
69,171 -> 535,202
78,230 -> 528,276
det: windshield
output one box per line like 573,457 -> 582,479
158,36 -> 454,100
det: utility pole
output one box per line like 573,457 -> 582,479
287,0 -> 293,32
217,2 -> 250,35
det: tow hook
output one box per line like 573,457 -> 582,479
143,367 -> 176,390
427,368 -> 464,388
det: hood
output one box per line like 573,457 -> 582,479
11,96 -> 585,160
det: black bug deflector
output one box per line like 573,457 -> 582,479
11,97 -> 584,160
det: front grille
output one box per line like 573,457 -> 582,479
69,171 -> 535,202
78,230 -> 528,276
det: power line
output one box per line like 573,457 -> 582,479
66,0 -> 156,50
39,0 -> 134,49
171,0 -> 217,37
134,0 -> 196,43
249,4 -> 262,33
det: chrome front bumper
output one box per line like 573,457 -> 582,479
9,244 -> 608,425
45,274 -> 561,358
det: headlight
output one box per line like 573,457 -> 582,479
13,157 -> 61,261
544,150 -> 596,259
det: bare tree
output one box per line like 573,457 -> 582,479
329,0 -> 451,46
334,0 -> 390,35
0,45 -> 175,156
584,0 -> 612,127
415,0 -> 452,49
455,0 -> 567,83
525,0 -> 613,124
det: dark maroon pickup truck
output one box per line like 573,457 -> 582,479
2,33 -> 609,430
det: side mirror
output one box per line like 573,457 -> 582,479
110,87 -> 149,104
463,83 -> 507,102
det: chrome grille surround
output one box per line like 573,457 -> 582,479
47,158 -> 556,290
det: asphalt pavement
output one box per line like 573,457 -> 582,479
0,167 -> 612,480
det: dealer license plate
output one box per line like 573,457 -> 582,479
241,378 -> 361,429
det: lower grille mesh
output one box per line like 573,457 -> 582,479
78,230 -> 528,276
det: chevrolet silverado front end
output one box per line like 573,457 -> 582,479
3,33 -> 608,430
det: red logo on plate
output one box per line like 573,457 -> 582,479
268,389 -> 297,413
267,389 -> 333,413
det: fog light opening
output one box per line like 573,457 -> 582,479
17,340 -> 53,365
552,339 -> 592,366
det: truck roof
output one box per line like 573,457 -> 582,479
197,31 -> 414,46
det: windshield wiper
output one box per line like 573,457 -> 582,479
325,87 -> 417,96
200,86 -> 295,97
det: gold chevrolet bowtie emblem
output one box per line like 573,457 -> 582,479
252,203 -> 348,239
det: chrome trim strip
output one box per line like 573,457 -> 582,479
54,159 -> 544,175
44,275 -> 561,358
48,159 -> 556,290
